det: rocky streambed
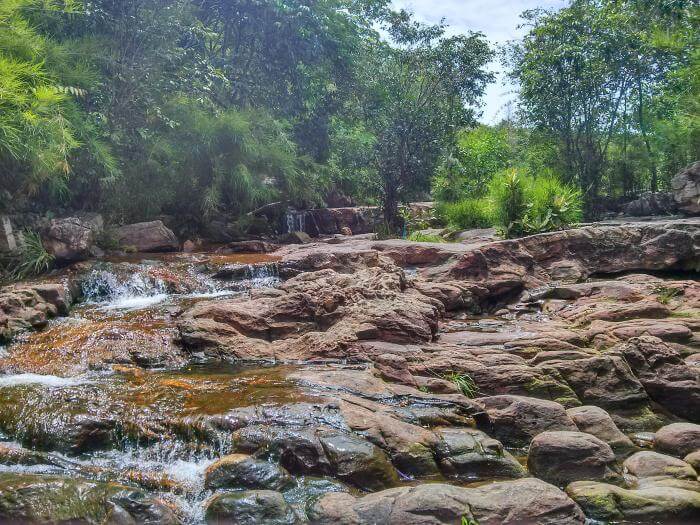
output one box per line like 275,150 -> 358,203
0,218 -> 698,524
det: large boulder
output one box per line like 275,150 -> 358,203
473,395 -> 578,447
434,427 -> 526,480
566,406 -> 635,452
43,214 -> 103,263
318,433 -> 400,491
309,478 -> 586,525
0,283 -> 72,342
114,221 -> 179,252
622,192 -> 677,217
655,423 -> 700,458
527,431 -> 619,487
567,480 -> 700,522
205,490 -> 299,525
204,454 -> 292,491
672,161 -> 700,215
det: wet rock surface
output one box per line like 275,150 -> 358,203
0,218 -> 698,524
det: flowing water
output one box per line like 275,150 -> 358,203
0,252 -> 329,523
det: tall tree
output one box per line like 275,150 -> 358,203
364,13 -> 492,228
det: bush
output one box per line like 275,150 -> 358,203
488,170 -> 582,238
8,230 -> 54,279
525,176 -> 583,232
438,198 -> 493,229
488,169 -> 528,236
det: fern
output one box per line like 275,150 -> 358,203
10,229 -> 54,278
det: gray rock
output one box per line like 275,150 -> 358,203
114,221 -> 179,252
43,215 -> 103,263
205,490 -> 299,525
567,480 -> 700,522
0,473 -> 177,524
434,427 -> 526,480
319,433 -> 399,491
672,160 -> 700,215
204,454 -> 292,491
622,192 -> 677,217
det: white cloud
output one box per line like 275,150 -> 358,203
391,0 -> 566,123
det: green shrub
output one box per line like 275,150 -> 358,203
488,169 -> 528,237
525,176 -> 583,232
488,169 -> 582,238
407,231 -> 445,243
438,198 -> 493,229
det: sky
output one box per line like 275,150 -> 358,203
391,0 -> 566,124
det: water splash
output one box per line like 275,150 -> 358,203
0,373 -> 90,387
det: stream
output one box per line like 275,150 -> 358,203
0,252 -> 337,523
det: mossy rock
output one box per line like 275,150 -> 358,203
0,472 -> 177,524
567,480 -> 700,522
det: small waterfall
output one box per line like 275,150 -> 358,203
79,260 -> 228,309
219,262 -> 280,290
80,267 -> 172,309
285,209 -> 307,233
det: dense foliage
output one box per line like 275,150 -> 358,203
507,0 -> 698,216
0,0 -> 697,239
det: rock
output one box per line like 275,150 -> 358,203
622,192 -> 677,217
567,480 -> 700,522
685,451 -> 700,471
566,406 -> 635,451
672,161 -> 700,215
0,282 -> 72,342
434,427 -> 526,480
305,207 -> 381,236
614,336 -> 700,422
43,215 -> 103,263
474,395 -> 578,447
205,490 -> 299,525
280,231 -> 312,244
527,431 -> 619,487
0,215 -> 18,253
624,451 -> 697,480
447,218 -> 700,294
216,240 -> 280,254
318,433 -> 400,491
543,355 -> 649,410
204,454 -> 292,491
655,423 -> 700,458
114,221 -> 179,252
0,473 -> 177,524
309,478 -> 585,525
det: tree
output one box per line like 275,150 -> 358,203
508,0 -> 695,216
364,13 -> 492,228
0,0 -> 115,208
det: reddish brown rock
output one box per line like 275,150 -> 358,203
528,431 -> 619,487
473,395 -> 578,447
